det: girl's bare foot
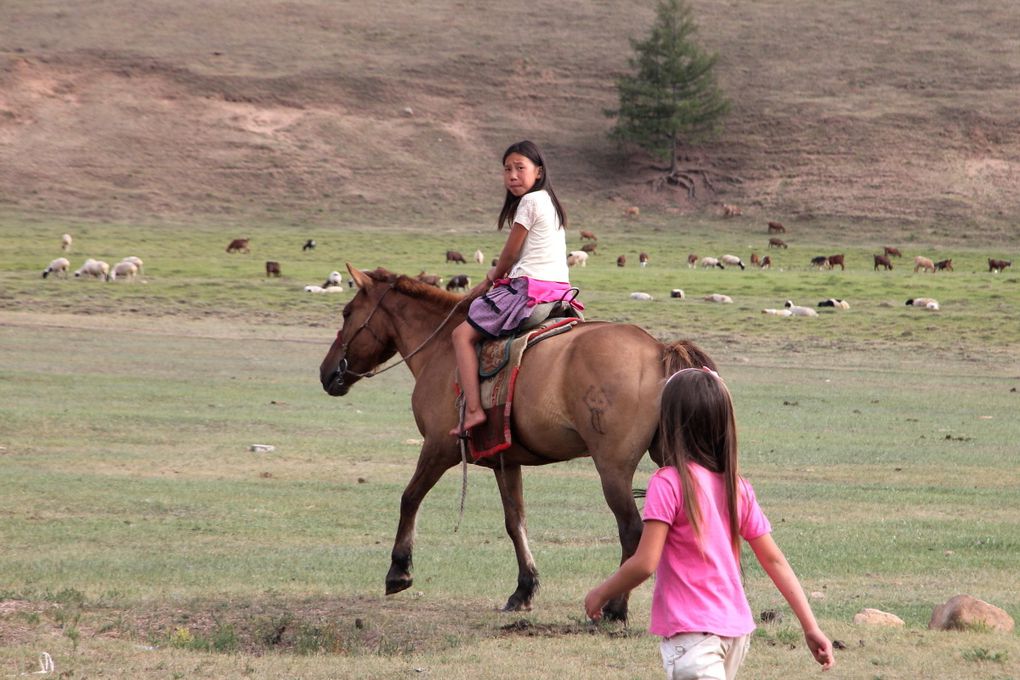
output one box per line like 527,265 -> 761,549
450,409 -> 487,437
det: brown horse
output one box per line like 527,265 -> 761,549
319,265 -> 715,620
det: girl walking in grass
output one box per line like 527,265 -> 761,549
449,140 -> 578,437
585,367 -> 835,679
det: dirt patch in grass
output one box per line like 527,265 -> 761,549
0,594 -> 637,658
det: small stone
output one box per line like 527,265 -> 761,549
249,444 -> 275,453
853,608 -> 905,627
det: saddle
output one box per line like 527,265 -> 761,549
460,303 -> 583,460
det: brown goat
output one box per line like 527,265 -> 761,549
445,250 -> 466,264
265,261 -> 281,277
873,254 -> 893,271
580,230 -> 598,241
767,221 -> 786,233
827,254 -> 845,271
768,238 -> 788,249
883,246 -> 902,258
226,238 -> 250,253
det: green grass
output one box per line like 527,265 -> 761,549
1,218 -> 1019,679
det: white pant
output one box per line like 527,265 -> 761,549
659,632 -> 751,680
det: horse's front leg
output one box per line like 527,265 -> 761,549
386,442 -> 459,595
492,462 -> 539,611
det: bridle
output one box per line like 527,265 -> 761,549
328,281 -> 468,385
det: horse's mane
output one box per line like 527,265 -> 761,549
366,267 -> 462,308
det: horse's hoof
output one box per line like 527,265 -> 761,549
602,606 -> 628,623
501,600 -> 533,613
385,576 -> 413,595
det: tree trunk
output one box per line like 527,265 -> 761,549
670,134 -> 680,177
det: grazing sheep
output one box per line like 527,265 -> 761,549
720,254 -> 745,270
827,254 -> 846,270
810,255 -> 828,269
906,297 -> 940,311
120,256 -> 144,276
445,250 -> 466,264
446,274 -> 471,291
580,242 -> 598,254
61,233 -> 72,251
703,293 -> 733,303
639,252 -> 649,267
784,300 -> 818,317
302,239 -> 316,251
988,258 -> 1012,273
934,258 -> 953,272
817,298 -> 850,310
625,206 -> 640,218
760,255 -> 772,269
323,271 -> 343,288
265,261 -> 282,277
884,246 -> 902,258
767,221 -> 786,233
874,254 -> 893,270
416,271 -> 442,287
768,238 -> 788,249
629,292 -> 653,301
580,230 -> 598,241
670,289 -> 685,299
226,238 -> 250,253
304,285 -> 344,293
699,256 -> 725,270
914,256 -> 935,273
74,258 -> 110,279
722,204 -> 742,217
761,308 -> 792,317
566,251 -> 588,267
750,253 -> 760,266
617,254 -> 627,267
687,253 -> 699,268
474,249 -> 485,265
108,260 -> 139,281
42,257 -> 71,279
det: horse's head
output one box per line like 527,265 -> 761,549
319,264 -> 399,396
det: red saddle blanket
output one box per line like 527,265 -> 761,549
457,318 -> 579,460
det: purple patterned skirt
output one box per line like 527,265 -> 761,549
466,278 -> 536,339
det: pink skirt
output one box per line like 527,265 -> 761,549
466,277 -> 579,339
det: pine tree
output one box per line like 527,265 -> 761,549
607,0 -> 732,193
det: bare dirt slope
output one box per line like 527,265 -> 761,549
1,0 -> 1018,230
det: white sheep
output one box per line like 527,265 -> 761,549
119,256 -> 144,276
699,256 -> 725,270
762,308 -> 793,317
108,261 -> 138,281
817,298 -> 850,310
906,297 -> 939,311
784,300 -> 818,317
566,250 -> 588,267
703,293 -> 733,303
720,254 -> 746,270
61,233 -> 72,251
304,285 -> 343,294
322,271 -> 343,288
74,258 -> 110,279
630,292 -> 653,301
474,249 -> 485,265
42,257 -> 70,279
670,289 -> 685,299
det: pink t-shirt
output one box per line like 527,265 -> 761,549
642,465 -> 772,638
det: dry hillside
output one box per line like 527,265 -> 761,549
1,0 -> 1018,231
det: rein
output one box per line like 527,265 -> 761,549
335,282 -> 469,381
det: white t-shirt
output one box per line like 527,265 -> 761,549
508,190 -> 569,282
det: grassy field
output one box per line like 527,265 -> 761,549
2,218 -> 1018,679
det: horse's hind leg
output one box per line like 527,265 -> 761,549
492,462 -> 539,611
593,457 -> 644,622
386,444 -> 459,595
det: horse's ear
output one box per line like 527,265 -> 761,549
347,263 -> 372,289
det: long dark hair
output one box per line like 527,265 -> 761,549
497,140 -> 567,231
659,367 -> 742,561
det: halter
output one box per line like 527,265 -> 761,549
330,281 -> 468,383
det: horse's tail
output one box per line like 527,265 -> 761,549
661,339 -> 717,376
647,340 -> 717,469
